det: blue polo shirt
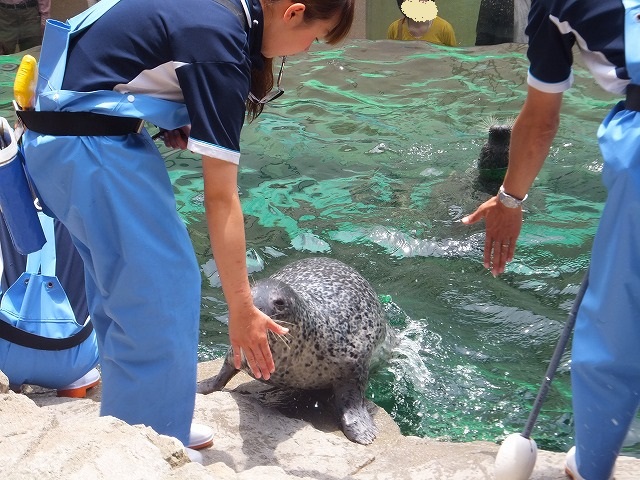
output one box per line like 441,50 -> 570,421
526,0 -> 629,95
62,0 -> 264,164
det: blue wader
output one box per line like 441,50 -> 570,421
22,0 -> 199,445
571,1 -> 640,478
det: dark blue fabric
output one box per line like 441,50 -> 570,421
527,0 -> 628,92
61,0 -> 263,154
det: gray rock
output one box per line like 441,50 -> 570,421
0,359 -> 637,479
0,369 -> 8,394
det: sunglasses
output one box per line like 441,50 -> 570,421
248,56 -> 287,105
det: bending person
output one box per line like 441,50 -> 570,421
19,0 -> 354,459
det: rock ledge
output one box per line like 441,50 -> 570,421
1,361 -> 638,479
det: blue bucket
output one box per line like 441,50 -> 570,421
0,117 -> 46,255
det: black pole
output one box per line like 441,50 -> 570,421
521,267 -> 590,439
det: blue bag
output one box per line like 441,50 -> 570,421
0,212 -> 99,388
0,117 -> 46,255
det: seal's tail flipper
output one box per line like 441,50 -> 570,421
334,383 -> 378,445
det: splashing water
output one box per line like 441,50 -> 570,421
2,41 -> 637,456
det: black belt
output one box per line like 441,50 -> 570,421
0,319 -> 94,351
16,109 -> 144,136
627,83 -> 640,112
0,0 -> 38,9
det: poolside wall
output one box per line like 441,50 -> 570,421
51,0 -> 484,46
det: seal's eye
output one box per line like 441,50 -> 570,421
273,298 -> 286,310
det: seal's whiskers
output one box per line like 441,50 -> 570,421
275,320 -> 295,327
268,330 -> 292,348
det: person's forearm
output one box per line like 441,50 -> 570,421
200,155 -> 283,378
201,156 -> 253,317
502,118 -> 556,198
502,87 -> 563,199
205,191 -> 254,315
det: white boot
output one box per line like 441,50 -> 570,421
57,367 -> 101,398
565,446 -> 614,480
188,423 -> 214,450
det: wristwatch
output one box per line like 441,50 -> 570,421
498,185 -> 528,208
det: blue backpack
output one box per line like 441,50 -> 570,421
0,211 -> 99,389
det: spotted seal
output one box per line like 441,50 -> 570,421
197,256 -> 387,445
478,123 -> 511,172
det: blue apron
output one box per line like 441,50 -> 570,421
21,0 -> 200,445
571,1 -> 640,478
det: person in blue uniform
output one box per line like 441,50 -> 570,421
18,0 -> 354,457
462,1 -> 638,478
0,0 -> 50,54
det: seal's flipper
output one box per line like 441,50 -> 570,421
254,386 -> 317,409
197,353 -> 238,394
333,382 -> 378,445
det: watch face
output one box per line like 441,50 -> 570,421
499,191 -> 519,208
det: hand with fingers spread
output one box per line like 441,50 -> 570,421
228,303 -> 288,380
462,195 -> 523,277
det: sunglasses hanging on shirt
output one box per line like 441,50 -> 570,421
248,56 -> 286,105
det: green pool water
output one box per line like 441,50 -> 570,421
2,40 -> 638,456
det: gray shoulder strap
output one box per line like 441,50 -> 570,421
213,0 -> 251,29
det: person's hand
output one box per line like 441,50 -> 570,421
157,125 -> 190,150
462,195 -> 523,276
228,304 -> 289,380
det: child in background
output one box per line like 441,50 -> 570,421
387,0 -> 456,47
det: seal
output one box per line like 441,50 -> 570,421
478,124 -> 511,173
197,256 -> 387,445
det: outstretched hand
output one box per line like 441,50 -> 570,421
462,196 -> 523,276
228,305 -> 289,381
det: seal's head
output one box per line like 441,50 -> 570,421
252,278 -> 298,321
477,117 -> 514,187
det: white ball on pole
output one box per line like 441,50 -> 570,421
494,433 -> 538,480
